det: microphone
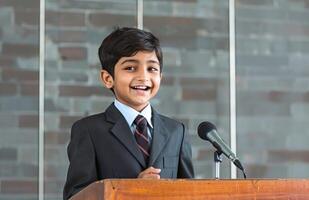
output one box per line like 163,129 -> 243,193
198,121 -> 246,177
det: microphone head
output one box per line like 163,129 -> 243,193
198,121 -> 217,140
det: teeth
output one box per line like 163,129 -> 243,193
132,85 -> 149,90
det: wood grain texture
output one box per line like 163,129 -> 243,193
71,179 -> 309,200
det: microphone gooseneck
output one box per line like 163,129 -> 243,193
198,121 -> 247,179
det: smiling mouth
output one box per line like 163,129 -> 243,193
131,85 -> 151,91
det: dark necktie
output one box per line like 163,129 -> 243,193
133,115 -> 150,163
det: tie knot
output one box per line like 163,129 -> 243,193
134,115 -> 147,126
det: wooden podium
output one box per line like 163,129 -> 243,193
70,179 -> 309,200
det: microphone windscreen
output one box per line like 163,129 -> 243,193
197,121 -> 217,140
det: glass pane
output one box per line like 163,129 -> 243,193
236,0 -> 309,178
44,0 -> 137,199
144,0 -> 230,178
0,0 -> 39,199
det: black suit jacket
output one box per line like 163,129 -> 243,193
63,103 -> 194,200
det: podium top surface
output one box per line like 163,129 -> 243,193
71,179 -> 309,200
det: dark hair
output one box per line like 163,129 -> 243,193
98,27 -> 163,77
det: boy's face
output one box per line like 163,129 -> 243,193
101,51 -> 162,112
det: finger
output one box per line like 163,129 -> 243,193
140,173 -> 160,179
137,167 -> 161,178
138,170 -> 161,178
145,167 -> 161,174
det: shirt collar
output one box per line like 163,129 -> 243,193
114,99 -> 153,128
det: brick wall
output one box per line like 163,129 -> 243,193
0,0 -> 39,199
235,0 -> 309,178
1,0 -> 309,199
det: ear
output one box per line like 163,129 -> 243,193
100,70 -> 114,89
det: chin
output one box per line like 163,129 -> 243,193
134,100 -> 149,106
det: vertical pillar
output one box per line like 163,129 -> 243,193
137,0 -> 143,29
229,0 -> 237,179
39,0 -> 45,198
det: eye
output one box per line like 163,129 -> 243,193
148,66 -> 159,72
124,66 -> 135,71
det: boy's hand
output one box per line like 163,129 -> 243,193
138,167 -> 161,179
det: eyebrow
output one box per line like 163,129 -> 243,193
121,59 -> 159,65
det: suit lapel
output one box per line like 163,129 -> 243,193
105,103 -> 146,168
148,109 -> 170,166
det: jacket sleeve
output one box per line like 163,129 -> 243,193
63,120 -> 98,200
177,123 -> 195,178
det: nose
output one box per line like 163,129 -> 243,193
136,66 -> 149,81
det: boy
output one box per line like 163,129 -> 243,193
63,27 -> 194,200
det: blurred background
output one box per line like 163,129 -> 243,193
1,0 -> 309,199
